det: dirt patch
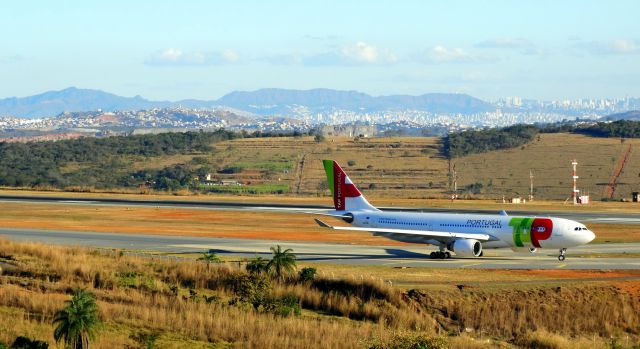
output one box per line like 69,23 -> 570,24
496,269 -> 640,280
616,281 -> 640,295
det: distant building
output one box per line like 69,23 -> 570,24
321,124 -> 376,137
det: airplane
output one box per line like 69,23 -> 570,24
314,160 -> 595,261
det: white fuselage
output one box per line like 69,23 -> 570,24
348,211 -> 595,250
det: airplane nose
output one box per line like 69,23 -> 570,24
585,230 -> 596,243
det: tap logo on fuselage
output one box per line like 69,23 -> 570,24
509,217 -> 553,248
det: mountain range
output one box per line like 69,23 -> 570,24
604,110 -> 640,121
0,87 -> 494,118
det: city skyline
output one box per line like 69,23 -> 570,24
1,1 -> 639,101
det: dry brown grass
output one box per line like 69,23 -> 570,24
0,238 -> 425,348
407,285 -> 640,339
1,238 -> 638,348
455,133 -> 640,201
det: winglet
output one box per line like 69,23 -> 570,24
314,218 -> 332,228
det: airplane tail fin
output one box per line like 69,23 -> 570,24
322,160 -> 378,212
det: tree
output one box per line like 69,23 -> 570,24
246,256 -> 269,274
53,289 -> 102,349
198,251 -> 221,270
267,245 -> 296,281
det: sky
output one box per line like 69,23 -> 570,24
1,0 -> 639,101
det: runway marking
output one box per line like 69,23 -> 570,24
460,262 -> 484,268
58,200 -> 96,204
556,264 -> 567,268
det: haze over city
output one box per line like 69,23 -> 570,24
2,0 -> 640,101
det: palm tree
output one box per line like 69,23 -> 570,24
267,245 -> 296,281
246,255 -> 269,274
53,288 -> 102,349
198,251 -> 221,270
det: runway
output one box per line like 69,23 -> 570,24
1,227 -> 639,270
1,194 -> 640,224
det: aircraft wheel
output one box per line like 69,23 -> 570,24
430,252 -> 436,259
444,252 -> 451,259
558,255 -> 565,261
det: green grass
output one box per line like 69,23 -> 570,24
201,183 -> 289,194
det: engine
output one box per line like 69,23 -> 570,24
341,212 -> 354,223
450,239 -> 483,257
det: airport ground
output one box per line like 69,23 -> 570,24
0,192 -> 639,347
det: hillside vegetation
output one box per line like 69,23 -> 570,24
443,124 -> 539,158
2,125 -> 640,200
444,120 -> 640,159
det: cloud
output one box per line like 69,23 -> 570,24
577,39 -> 640,55
475,38 -> 533,49
475,38 -> 542,56
266,42 -> 397,66
340,41 -> 397,64
423,45 -> 494,64
145,48 -> 240,66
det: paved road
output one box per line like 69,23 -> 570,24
1,228 -> 639,270
1,194 -> 640,224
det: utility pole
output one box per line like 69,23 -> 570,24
572,159 -> 579,205
453,164 -> 457,194
529,169 -> 534,201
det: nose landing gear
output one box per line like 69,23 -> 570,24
558,248 -> 567,261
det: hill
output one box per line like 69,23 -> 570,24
0,87 -> 494,118
217,88 -> 494,114
0,87 -> 173,118
604,110 -> 640,121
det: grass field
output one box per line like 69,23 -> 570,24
0,239 -> 638,348
203,134 -> 640,201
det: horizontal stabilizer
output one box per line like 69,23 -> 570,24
306,211 -> 353,219
314,218 -> 332,228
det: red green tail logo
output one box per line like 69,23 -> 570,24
323,160 -> 362,210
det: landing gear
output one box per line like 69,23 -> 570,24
558,248 -> 567,261
430,251 -> 451,259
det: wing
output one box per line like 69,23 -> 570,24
314,219 -> 492,241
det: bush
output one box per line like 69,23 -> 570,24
365,332 -> 446,349
347,160 -> 356,167
298,267 -> 316,282
130,331 -> 161,349
268,294 -> 302,317
230,273 -> 271,309
10,336 -> 49,349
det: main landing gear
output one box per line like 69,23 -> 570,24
430,251 -> 451,259
558,248 -> 567,261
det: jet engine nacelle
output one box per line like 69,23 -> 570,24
451,239 -> 483,257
